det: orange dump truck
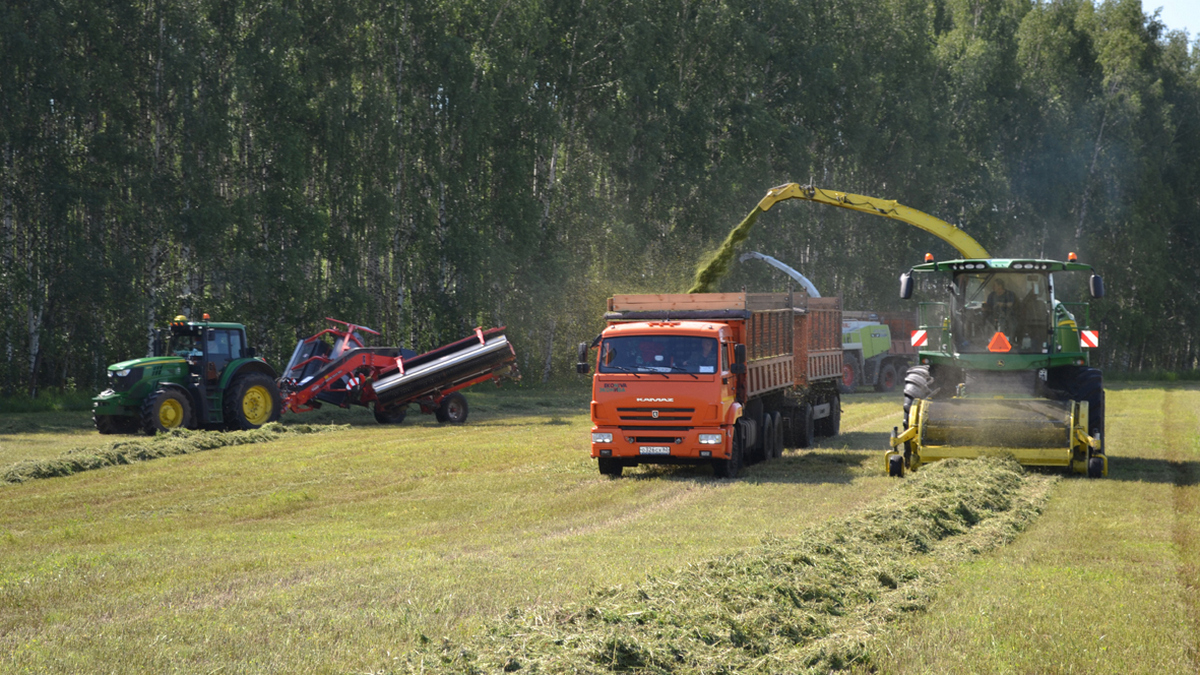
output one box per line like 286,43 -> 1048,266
576,292 -> 843,477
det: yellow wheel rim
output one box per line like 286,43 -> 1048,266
159,399 -> 185,428
242,385 -> 273,426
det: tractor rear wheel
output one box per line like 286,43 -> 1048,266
373,403 -> 408,424
141,388 -> 192,434
224,372 -> 282,430
434,392 -> 469,424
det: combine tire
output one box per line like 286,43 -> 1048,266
373,404 -> 408,425
434,392 -> 469,424
839,356 -> 860,394
889,454 -> 905,477
598,458 -> 623,477
224,372 -> 282,430
1088,455 -> 1104,479
141,388 -> 192,434
875,363 -> 899,393
714,419 -> 746,478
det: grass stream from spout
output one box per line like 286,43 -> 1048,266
394,457 -> 1055,674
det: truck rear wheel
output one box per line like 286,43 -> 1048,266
815,394 -> 841,437
224,372 -> 282,430
793,403 -> 815,449
434,392 -> 469,424
770,411 -> 783,458
141,388 -> 192,434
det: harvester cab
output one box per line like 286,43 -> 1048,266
92,314 -> 282,435
890,256 -> 1106,478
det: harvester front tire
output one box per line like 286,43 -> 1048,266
1087,456 -> 1104,479
435,392 -> 469,424
224,372 -> 282,430
598,458 -> 623,477
889,454 -> 905,477
373,404 -> 408,425
839,357 -> 859,394
141,388 -> 192,434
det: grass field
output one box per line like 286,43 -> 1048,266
0,384 -> 1196,673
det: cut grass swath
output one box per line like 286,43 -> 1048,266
394,457 -> 1056,674
1,423 -> 342,485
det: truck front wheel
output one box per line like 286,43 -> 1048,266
598,458 -> 623,477
714,420 -> 746,478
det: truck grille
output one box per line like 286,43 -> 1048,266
617,407 -> 695,422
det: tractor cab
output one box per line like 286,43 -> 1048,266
163,315 -> 252,385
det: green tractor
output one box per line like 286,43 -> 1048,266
92,315 -> 282,434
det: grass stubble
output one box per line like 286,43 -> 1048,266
392,457 -> 1056,674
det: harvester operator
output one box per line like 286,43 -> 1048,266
984,279 -> 1017,333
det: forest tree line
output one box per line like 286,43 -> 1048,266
2,0 -> 1198,396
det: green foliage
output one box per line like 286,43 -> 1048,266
0,0 -> 1197,396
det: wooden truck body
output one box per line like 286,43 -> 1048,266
582,292 -> 843,477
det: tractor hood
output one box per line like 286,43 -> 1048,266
107,356 -> 187,372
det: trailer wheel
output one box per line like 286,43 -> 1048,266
374,404 -> 408,425
141,388 -> 192,434
714,420 -> 745,478
1087,455 -> 1104,479
815,394 -> 841,437
758,414 -> 774,464
224,372 -> 282,430
889,454 -> 905,477
875,363 -> 898,393
435,392 -> 469,424
598,458 -> 623,477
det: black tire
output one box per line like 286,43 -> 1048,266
94,414 -> 117,434
598,458 -> 623,477
758,414 -> 774,464
141,388 -> 193,434
1087,455 -> 1104,479
771,411 -> 783,459
902,366 -> 934,427
839,356 -> 860,394
795,403 -> 815,449
714,419 -> 745,478
889,453 -> 905,477
373,403 -> 408,424
815,394 -> 841,437
223,372 -> 282,430
875,363 -> 899,393
435,392 -> 469,424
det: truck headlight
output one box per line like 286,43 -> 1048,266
592,432 -> 613,444
114,369 -> 131,377
698,434 -> 723,444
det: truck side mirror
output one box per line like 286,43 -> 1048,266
900,272 -> 914,300
1089,274 -> 1104,298
575,342 -> 590,374
730,344 -> 747,374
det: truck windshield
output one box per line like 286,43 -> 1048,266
599,336 -> 719,374
952,272 -> 1051,354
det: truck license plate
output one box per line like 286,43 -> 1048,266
639,446 -> 671,455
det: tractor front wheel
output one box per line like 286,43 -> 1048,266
224,372 -> 282,430
141,389 -> 192,434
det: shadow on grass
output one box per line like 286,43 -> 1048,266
609,446 -> 880,485
1101,456 -> 1200,485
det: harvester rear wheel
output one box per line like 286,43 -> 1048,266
373,403 -> 408,424
224,372 -> 282,430
141,388 -> 192,434
714,420 -> 745,478
875,363 -> 898,393
598,458 -> 623,477
435,392 -> 469,424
